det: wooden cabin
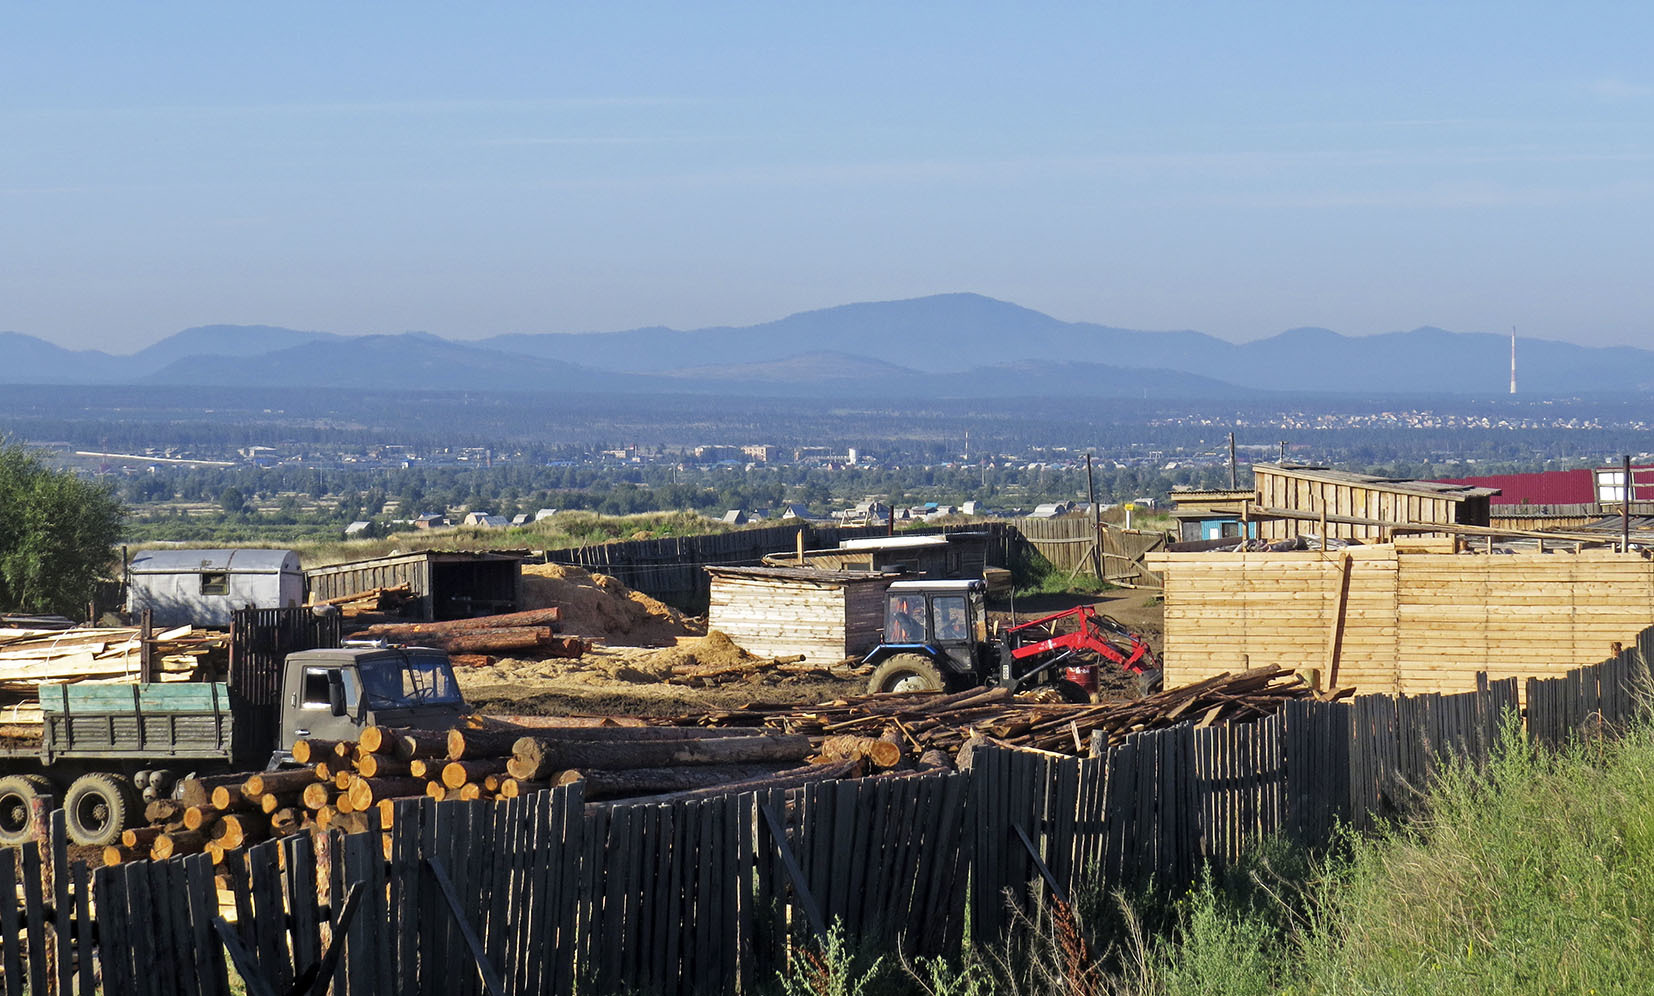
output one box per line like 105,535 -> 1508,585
705,566 -> 901,662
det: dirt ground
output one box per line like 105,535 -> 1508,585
459,643 -> 865,718
459,586 -> 1164,720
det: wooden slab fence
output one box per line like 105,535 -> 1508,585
540,522 -> 1015,611
4,626 -> 1649,994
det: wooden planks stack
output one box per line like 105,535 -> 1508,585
693,665 -> 1337,758
0,625 -> 228,726
1150,544 -> 1654,700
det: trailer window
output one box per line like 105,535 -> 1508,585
200,572 -> 229,595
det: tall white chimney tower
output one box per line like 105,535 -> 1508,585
1510,327 -> 1517,395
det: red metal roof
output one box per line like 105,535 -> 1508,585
1441,469 -> 1594,506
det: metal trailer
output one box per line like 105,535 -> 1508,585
125,548 -> 304,627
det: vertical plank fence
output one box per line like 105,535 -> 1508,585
4,623 -> 1651,993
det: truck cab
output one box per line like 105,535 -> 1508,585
0,645 -> 469,848
279,646 -> 467,755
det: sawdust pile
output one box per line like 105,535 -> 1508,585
518,562 -> 703,647
633,630 -> 757,674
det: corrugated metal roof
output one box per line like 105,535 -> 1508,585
1440,469 -> 1596,506
128,548 -> 300,574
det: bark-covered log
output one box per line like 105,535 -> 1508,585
441,759 -> 509,790
353,606 -> 563,637
180,774 -> 245,809
301,782 -> 335,811
292,738 -> 348,765
509,732 -> 811,780
151,830 -> 207,860
356,754 -> 411,779
447,728 -> 522,760
569,764 -> 791,801
243,770 -> 319,797
347,777 -> 427,812
392,730 -> 452,762
585,759 -> 860,809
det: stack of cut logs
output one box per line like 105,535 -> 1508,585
695,665 -> 1343,756
346,607 -> 586,665
99,719 -> 873,867
98,666 -> 1338,868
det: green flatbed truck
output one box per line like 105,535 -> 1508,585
0,645 -> 467,848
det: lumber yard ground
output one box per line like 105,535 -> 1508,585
456,564 -> 1165,719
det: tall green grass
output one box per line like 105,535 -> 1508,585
1132,717 -> 1654,995
775,716 -> 1654,995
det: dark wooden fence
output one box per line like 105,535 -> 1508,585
538,522 -> 1017,611
7,629 -> 1650,993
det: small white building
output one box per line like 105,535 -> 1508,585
126,549 -> 304,627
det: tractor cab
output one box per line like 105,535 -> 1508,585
865,580 -> 993,691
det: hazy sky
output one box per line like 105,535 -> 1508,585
5,4 -> 1653,351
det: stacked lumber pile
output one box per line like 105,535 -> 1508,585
693,665 -> 1342,758
347,607 -> 585,659
0,626 -> 227,726
310,583 -> 415,611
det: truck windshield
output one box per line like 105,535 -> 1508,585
357,653 -> 463,709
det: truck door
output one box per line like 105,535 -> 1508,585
285,664 -> 363,747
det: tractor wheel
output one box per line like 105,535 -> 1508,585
0,775 -> 52,846
64,773 -> 136,847
867,654 -> 947,694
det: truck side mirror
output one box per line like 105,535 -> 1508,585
327,672 -> 347,717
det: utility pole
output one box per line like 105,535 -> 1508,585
1086,454 -> 1104,579
1624,454 -> 1632,553
1228,432 -> 1238,489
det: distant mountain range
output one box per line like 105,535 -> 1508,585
3,294 -> 1649,397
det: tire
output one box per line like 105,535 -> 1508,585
64,773 -> 136,847
867,654 -> 947,694
0,774 -> 51,846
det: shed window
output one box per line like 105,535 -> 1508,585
200,572 -> 229,595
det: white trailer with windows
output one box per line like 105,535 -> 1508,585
125,548 -> 304,627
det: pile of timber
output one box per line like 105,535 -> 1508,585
101,717 -> 847,867
691,665 -> 1343,757
310,583 -> 414,610
347,607 -> 585,659
665,654 -> 867,688
0,625 -> 227,726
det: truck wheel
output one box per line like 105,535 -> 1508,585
868,654 -> 946,694
65,773 -> 136,847
0,775 -> 51,846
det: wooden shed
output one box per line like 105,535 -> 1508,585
303,550 -> 522,621
705,566 -> 901,662
1252,463 -> 1498,541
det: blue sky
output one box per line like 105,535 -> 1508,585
4,3 -> 1652,351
